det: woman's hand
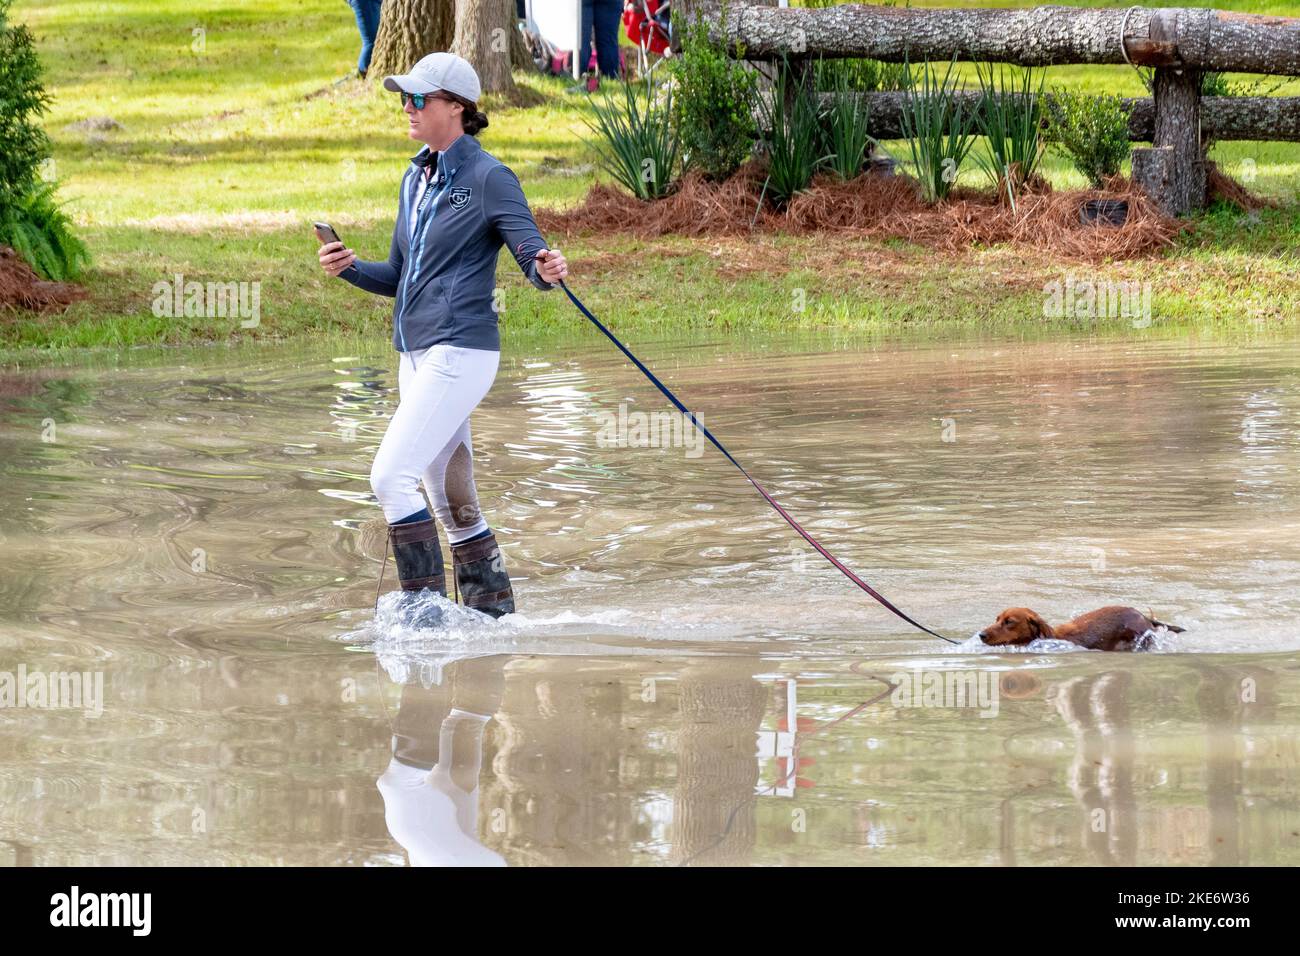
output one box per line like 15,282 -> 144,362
535,248 -> 568,285
319,240 -> 356,278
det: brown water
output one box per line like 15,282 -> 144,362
1,335 -> 1298,865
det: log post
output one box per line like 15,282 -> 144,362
1128,9 -> 1208,215
1130,146 -> 1176,214
779,56 -> 816,118
1148,67 -> 1207,215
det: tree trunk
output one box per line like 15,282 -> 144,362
453,0 -> 516,95
368,0 -> 455,82
684,1 -> 1300,75
509,12 -> 532,72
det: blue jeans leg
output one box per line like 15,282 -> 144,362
578,0 -> 596,74
349,0 -> 383,75
593,0 -> 622,78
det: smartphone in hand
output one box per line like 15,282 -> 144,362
313,221 -> 342,246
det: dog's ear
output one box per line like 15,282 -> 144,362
1027,612 -> 1047,639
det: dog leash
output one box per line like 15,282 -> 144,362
373,526 -> 461,612
557,278 -> 958,644
374,532 -> 389,613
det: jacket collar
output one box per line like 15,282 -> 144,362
410,133 -> 481,179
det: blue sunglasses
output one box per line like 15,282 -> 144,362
400,91 -> 450,110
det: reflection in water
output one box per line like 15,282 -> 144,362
362,653 -> 1298,867
378,658 -> 506,866
1055,672 -> 1137,865
670,660 -> 769,866
1,335 -> 1299,865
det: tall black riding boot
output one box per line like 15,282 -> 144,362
387,517 -> 447,628
451,531 -> 515,619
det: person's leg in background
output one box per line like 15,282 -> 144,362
578,0 -> 596,78
422,420 -> 517,618
567,0 -> 599,93
348,0 -> 384,78
593,0 -> 623,80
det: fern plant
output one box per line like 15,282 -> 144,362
0,182 -> 90,281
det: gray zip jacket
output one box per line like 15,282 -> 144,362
339,132 -> 554,352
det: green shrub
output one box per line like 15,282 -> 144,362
758,55 -> 832,207
668,1 -> 758,182
812,56 -> 908,94
1200,71 -> 1234,97
1199,70 -> 1287,98
898,57 -> 976,204
0,0 -> 88,281
583,74 -> 679,200
972,63 -> 1046,210
0,0 -> 50,203
1043,89 -> 1132,189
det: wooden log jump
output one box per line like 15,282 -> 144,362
675,2 -> 1300,74
787,93 -> 1300,144
676,1 -> 1300,216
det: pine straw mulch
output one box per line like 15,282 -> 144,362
0,246 -> 87,315
1205,160 -> 1280,212
535,160 -> 1250,263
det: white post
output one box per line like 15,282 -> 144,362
528,0 -> 585,79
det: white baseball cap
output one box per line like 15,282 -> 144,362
383,52 -> 481,103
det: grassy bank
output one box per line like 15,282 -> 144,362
4,0 -> 1299,362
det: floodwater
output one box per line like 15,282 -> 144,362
1,334 -> 1298,865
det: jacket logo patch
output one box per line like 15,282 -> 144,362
448,186 -> 473,209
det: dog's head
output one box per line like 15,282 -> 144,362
978,608 -> 1051,646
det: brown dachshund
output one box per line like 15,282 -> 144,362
978,606 -> 1184,652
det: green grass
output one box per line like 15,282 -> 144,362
4,0 -> 1299,363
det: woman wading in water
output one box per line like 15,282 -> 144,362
318,52 -> 568,623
